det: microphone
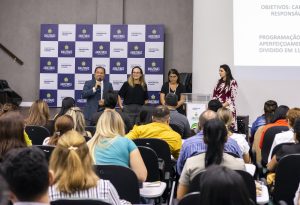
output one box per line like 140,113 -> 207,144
96,77 -> 102,89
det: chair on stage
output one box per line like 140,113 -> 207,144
94,165 -> 140,204
25,125 -> 50,145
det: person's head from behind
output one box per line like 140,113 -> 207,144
203,119 -> 227,167
26,99 -> 50,126
152,105 -> 170,124
208,99 -> 222,112
293,118 -> 300,143
58,97 -> 75,117
165,93 -> 178,108
286,108 -> 300,128
168,68 -> 180,84
199,165 -> 251,205
104,91 -> 118,109
217,107 -> 233,131
66,107 -> 86,134
95,109 -> 125,139
137,106 -> 153,125
263,100 -> 278,123
0,111 -> 26,160
198,110 -> 217,131
271,105 -> 289,123
0,103 -> 18,117
1,147 -> 50,202
48,115 -> 74,146
49,130 -> 98,193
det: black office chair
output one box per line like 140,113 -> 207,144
270,142 -> 294,160
94,165 -> 140,204
138,146 -> 160,182
261,126 -> 289,166
25,125 -> 51,145
85,126 -> 96,136
273,154 -> 300,205
169,124 -> 184,138
35,145 -> 55,162
178,192 -> 200,205
50,199 -> 110,205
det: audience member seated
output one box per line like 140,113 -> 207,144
25,99 -> 54,135
177,119 -> 245,199
1,147 -> 51,205
135,105 -> 153,125
251,100 -> 278,139
88,110 -> 147,182
91,92 -> 132,133
53,97 -> 75,121
268,107 -> 300,162
267,118 -> 300,172
0,103 -> 18,117
49,130 -> 128,204
207,99 -> 223,112
43,115 -> 74,146
66,107 -> 92,138
259,105 -> 289,149
0,111 -> 27,161
165,93 -> 191,139
177,110 -> 242,174
217,107 -> 250,163
126,105 -> 182,159
197,165 -> 252,205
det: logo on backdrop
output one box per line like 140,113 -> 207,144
41,24 -> 58,41
93,42 -> 110,57
111,25 -> 128,41
76,25 -> 93,41
128,42 -> 145,58
110,58 -> 127,74
147,91 -> 160,105
146,25 -> 164,42
75,90 -> 87,107
75,58 -> 92,73
40,90 -> 57,106
145,59 -> 163,74
58,42 -> 75,57
40,58 -> 57,73
58,74 -> 74,90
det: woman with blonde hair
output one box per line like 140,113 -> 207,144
118,66 -> 149,125
88,109 -> 147,182
43,115 -> 74,146
65,107 -> 91,138
49,130 -> 126,204
25,99 -> 54,134
217,107 -> 250,163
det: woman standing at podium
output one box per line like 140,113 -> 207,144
212,64 -> 238,130
160,69 -> 186,115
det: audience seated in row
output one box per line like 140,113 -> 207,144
177,110 -> 242,174
177,118 -> 245,200
43,115 -> 74,146
217,107 -> 250,163
53,97 -> 75,121
25,99 -> 54,135
91,92 -> 133,133
165,93 -> 191,139
0,111 -> 27,161
88,109 -> 147,182
126,105 -> 182,159
49,130 -> 128,204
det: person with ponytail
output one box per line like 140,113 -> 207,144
177,119 -> 245,200
49,130 -> 128,205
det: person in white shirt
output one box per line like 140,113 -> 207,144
268,107 -> 300,162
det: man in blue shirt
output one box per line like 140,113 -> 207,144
177,110 -> 242,174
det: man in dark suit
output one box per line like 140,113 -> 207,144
82,66 -> 113,125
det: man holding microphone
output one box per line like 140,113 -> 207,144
82,66 -> 113,125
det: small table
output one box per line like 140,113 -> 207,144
257,185 -> 269,204
140,181 -> 167,198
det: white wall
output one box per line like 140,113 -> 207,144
193,0 -> 300,124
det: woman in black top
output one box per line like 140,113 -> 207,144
118,66 -> 148,125
160,69 -> 186,115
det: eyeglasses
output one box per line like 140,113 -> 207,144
132,72 -> 141,74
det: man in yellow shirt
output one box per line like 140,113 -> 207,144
126,105 -> 182,159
